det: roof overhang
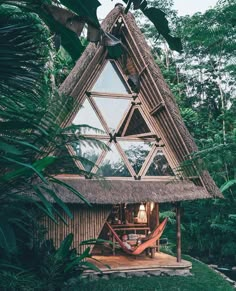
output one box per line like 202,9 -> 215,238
52,177 -> 213,204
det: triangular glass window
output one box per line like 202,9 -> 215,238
92,61 -> 130,94
117,108 -> 151,136
119,141 -> 152,175
71,141 -> 105,172
146,150 -> 175,176
72,98 -> 106,135
97,143 -> 131,177
93,97 -> 130,132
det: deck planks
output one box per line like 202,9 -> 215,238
86,252 -> 192,274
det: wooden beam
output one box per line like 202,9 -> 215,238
150,102 -> 165,116
120,106 -> 135,137
89,97 -> 110,134
138,143 -> 157,177
90,141 -> 111,174
116,103 -> 133,136
141,176 -> 177,181
89,92 -> 132,99
176,202 -> 181,263
125,132 -> 156,138
115,142 -> 136,177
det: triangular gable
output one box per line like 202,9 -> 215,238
59,5 -> 222,198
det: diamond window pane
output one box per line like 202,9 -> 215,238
146,150 -> 174,176
72,99 -> 106,135
119,141 -> 152,175
97,144 -> 131,177
92,61 -> 130,94
93,97 -> 130,132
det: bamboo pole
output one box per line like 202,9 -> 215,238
156,203 -> 160,252
176,202 -> 181,262
90,92 -> 132,99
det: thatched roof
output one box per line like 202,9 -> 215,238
52,177 -> 212,204
58,5 -> 223,199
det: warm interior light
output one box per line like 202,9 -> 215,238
137,203 -> 147,223
150,201 -> 155,212
139,204 -> 145,211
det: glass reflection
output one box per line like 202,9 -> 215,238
92,61 -> 130,94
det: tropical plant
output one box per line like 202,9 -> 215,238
0,5 -> 106,289
27,234 -> 101,290
0,233 -> 104,291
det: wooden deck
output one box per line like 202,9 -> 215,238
87,252 -> 192,274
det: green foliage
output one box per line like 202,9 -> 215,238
60,0 -> 101,27
2,0 -> 182,62
0,234 -> 102,291
0,5 -> 106,290
32,234 -> 92,289
0,269 -> 39,291
53,48 -> 74,86
123,0 -> 182,52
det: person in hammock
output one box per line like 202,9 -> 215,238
121,234 -> 141,250
121,234 -> 133,250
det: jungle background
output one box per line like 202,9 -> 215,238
0,0 -> 235,290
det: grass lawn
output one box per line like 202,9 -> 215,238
77,256 -> 234,291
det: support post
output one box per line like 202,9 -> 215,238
176,202 -> 181,262
156,203 -> 160,252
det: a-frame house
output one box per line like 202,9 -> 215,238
42,4 -> 222,271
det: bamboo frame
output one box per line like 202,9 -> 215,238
89,92 -> 132,99
116,103 -> 134,136
115,141 -> 136,177
90,140 -> 111,174
113,59 -> 134,93
81,135 -> 156,142
150,102 -> 166,116
120,106 -> 135,137
176,202 -> 181,263
156,203 -> 160,252
137,143 -> 157,177
125,133 -> 156,138
88,96 -> 110,133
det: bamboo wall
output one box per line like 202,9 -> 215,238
41,204 -> 111,253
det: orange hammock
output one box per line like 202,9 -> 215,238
106,218 -> 168,256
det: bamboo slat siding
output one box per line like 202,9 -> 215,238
41,205 -> 111,253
